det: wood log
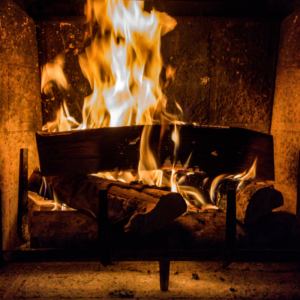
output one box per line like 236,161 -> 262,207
36,125 -> 274,181
216,182 -> 284,224
28,190 -> 300,251
236,182 -> 283,224
27,194 -> 246,249
28,195 -> 98,249
47,175 -> 187,233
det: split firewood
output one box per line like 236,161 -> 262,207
236,182 -> 283,224
216,181 -> 283,225
47,175 -> 187,233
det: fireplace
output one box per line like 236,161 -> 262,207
1,0 -> 300,290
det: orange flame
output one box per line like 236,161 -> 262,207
138,125 -> 163,186
42,0 -> 177,132
40,0 -> 256,214
41,0 -> 181,193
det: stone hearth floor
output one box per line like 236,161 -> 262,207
0,261 -> 299,299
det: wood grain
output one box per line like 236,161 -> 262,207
37,125 -> 274,181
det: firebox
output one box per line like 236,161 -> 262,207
1,0 -> 300,293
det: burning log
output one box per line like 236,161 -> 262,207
47,175 -> 187,233
37,125 -> 275,182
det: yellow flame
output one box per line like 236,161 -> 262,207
42,101 -> 80,132
171,169 -> 178,192
93,170 -> 136,183
42,0 -> 177,132
209,157 -> 258,203
138,125 -> 163,186
170,124 -> 180,192
41,53 -> 69,95
236,157 -> 257,190
172,124 -> 179,162
179,186 -> 215,207
40,0 -> 183,190
40,0 -> 258,214
210,174 -> 231,204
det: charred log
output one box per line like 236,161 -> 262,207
37,125 -> 274,181
47,176 -> 187,233
236,183 -> 284,224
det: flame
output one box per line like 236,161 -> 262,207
42,0 -> 177,132
138,125 -> 163,186
236,157 -> 257,190
172,124 -> 180,161
40,0 -> 258,215
40,0 -> 186,196
179,186 -> 215,207
209,157 -> 258,204
28,191 -> 56,209
170,124 -> 180,192
41,53 -> 69,96
28,190 -> 76,211
93,170 -> 136,183
210,174 -> 232,204
45,101 -> 80,132
171,169 -> 178,192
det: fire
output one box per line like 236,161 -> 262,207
41,53 -> 69,95
42,0 -> 177,131
41,0 -> 182,195
138,125 -> 163,186
39,0 -> 258,213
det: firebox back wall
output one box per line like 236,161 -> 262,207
37,17 -> 278,134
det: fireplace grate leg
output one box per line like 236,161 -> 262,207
225,188 -> 236,266
297,150 -> 300,219
159,257 -> 170,291
0,190 -> 5,266
18,148 -> 28,242
98,189 -> 111,267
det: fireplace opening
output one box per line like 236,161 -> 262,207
1,0 -> 300,296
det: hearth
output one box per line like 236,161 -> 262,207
1,0 -> 300,293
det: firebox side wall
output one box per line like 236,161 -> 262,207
271,8 -> 300,215
0,0 -> 43,250
37,17 -> 277,134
